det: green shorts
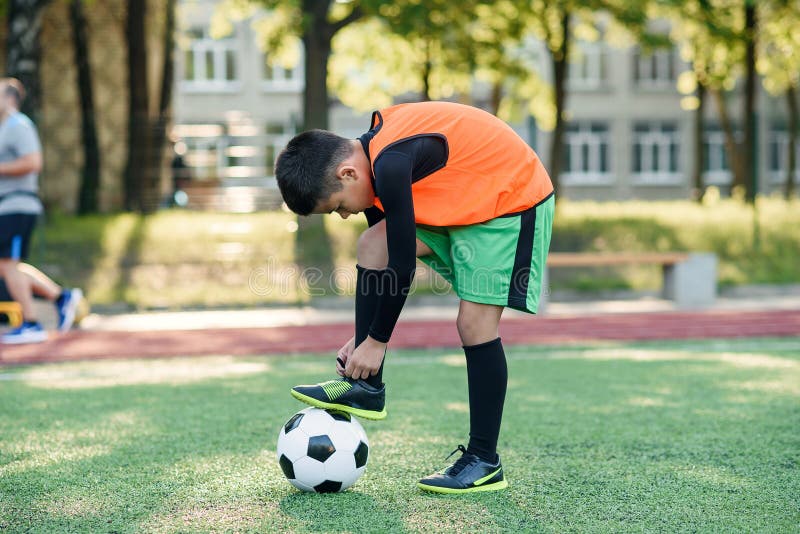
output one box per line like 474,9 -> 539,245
416,194 -> 554,313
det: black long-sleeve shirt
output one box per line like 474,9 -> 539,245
357,133 -> 448,342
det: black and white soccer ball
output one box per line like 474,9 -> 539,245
276,407 -> 369,493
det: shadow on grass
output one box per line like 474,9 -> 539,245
27,213 -> 150,306
295,214 -> 337,294
416,489 -> 543,530
279,491 -> 407,532
29,213 -> 114,290
114,215 -> 147,303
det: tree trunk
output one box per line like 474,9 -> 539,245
421,39 -> 432,101
547,10 -> 570,198
742,2 -> 757,203
489,80 -> 502,116
786,85 -> 798,200
149,0 -> 176,209
123,0 -> 151,212
301,0 -> 333,131
70,0 -> 101,214
692,81 -> 706,202
710,87 -> 745,195
297,0 -> 336,288
5,0 -> 49,123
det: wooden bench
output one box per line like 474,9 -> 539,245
540,252 -> 717,311
181,184 -> 283,212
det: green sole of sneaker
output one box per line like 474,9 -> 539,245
416,479 -> 508,494
290,389 -> 387,420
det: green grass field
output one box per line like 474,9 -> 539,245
29,198 -> 800,309
1,338 -> 799,533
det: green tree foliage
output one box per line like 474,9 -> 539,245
501,1 -> 653,194
328,1 -> 530,113
665,0 -> 800,201
213,0 -> 369,130
212,0 -> 380,284
663,0 -> 759,200
757,0 -> 800,199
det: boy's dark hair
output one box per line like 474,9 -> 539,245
1,78 -> 25,107
275,130 -> 353,215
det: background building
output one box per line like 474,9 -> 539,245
173,1 -> 797,208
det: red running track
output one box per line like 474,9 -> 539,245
1,309 -> 799,366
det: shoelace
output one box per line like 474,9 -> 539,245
444,444 -> 477,476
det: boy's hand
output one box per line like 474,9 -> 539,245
344,336 -> 387,380
336,336 -> 356,376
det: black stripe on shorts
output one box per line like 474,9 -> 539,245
508,205 -> 536,311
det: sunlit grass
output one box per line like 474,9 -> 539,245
1,338 -> 798,532
29,198 -> 800,309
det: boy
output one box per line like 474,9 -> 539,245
275,101 -> 554,493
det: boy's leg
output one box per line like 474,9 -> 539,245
457,300 -> 506,463
0,258 -> 48,344
16,263 -> 83,331
0,216 -> 48,343
0,259 -> 38,322
355,220 -> 433,387
290,221 -> 433,418
18,262 -> 61,301
417,299 -> 509,493
354,265 -> 384,387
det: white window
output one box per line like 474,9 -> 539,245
562,121 -> 613,185
569,41 -> 607,89
261,42 -> 305,92
262,55 -> 304,91
633,47 -> 675,87
768,128 -> 800,184
264,122 -> 296,177
703,126 -> 734,185
632,122 -> 682,185
181,28 -> 239,91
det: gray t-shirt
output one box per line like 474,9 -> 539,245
0,111 -> 44,215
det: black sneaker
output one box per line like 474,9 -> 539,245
417,445 -> 508,494
290,377 -> 387,420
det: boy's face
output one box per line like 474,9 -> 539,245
313,142 -> 375,219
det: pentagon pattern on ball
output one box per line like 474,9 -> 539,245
307,435 -> 336,462
354,441 -> 369,469
276,407 -> 370,493
278,454 -> 295,479
284,412 -> 304,433
314,480 -> 343,493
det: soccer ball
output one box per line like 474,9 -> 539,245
276,407 -> 369,493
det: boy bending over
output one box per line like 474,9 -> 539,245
275,101 -> 554,494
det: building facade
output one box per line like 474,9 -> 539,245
174,1 -> 799,204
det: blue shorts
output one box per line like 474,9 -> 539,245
0,213 -> 38,260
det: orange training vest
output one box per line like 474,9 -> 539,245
367,101 -> 553,226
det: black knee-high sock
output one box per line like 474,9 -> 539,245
464,337 -> 507,463
355,265 -> 385,387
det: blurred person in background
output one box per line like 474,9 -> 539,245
0,78 -> 83,344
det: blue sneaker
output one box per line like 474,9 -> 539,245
56,288 -> 83,332
2,322 -> 47,344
